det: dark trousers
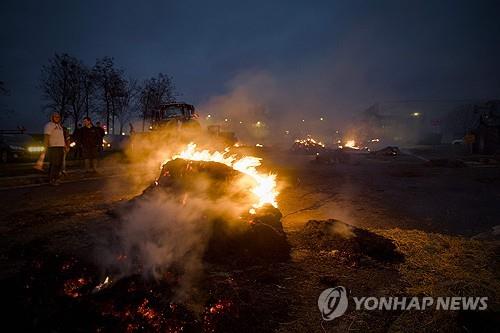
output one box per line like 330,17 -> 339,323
48,147 -> 64,182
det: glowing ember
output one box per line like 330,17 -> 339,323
137,299 -> 157,321
162,143 -> 278,212
63,277 -> 88,298
209,299 -> 233,314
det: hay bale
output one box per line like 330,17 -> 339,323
372,146 -> 400,156
206,204 -> 290,263
136,159 -> 290,263
313,149 -> 350,164
300,219 -> 403,263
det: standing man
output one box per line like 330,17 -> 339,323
95,121 -> 106,156
61,125 -> 71,175
72,123 -> 83,159
43,112 -> 66,185
80,117 -> 100,174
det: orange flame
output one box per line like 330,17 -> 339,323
162,143 -> 278,213
294,135 -> 325,147
343,140 -> 360,149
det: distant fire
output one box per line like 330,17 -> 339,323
162,143 -> 278,212
344,140 -> 357,148
340,139 -> 361,150
294,135 -> 325,148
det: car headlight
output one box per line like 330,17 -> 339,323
27,146 -> 45,152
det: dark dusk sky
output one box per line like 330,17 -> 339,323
1,0 -> 499,131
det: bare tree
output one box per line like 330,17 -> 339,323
0,79 -> 14,121
82,68 -> 96,119
92,57 -> 126,134
67,61 -> 96,130
138,73 -> 176,131
40,56 -> 177,133
39,53 -> 79,123
39,54 -> 97,130
115,78 -> 139,134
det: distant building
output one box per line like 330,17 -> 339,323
469,100 -> 500,154
359,100 -> 499,147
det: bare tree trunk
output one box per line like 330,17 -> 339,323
85,92 -> 89,118
141,96 -> 150,131
105,96 -> 110,133
111,98 -> 116,134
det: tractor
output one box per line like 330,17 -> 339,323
150,102 -> 201,132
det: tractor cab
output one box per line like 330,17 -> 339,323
151,103 -> 200,130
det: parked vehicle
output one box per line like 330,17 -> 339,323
150,102 -> 200,131
0,131 -> 45,162
102,134 -> 130,152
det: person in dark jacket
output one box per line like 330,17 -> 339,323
95,121 -> 105,155
80,117 -> 100,173
61,125 -> 71,175
72,123 -> 83,159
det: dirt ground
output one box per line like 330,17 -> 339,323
0,149 -> 499,331
268,150 -> 500,332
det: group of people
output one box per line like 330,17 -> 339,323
43,112 -> 105,185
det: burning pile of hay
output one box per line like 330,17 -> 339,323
3,143 -> 292,332
128,143 -> 291,264
96,144 -> 291,311
291,135 -> 326,154
139,156 -> 290,263
108,142 -> 290,283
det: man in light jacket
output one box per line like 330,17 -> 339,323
43,112 -> 66,185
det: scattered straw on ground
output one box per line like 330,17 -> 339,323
377,228 -> 499,304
